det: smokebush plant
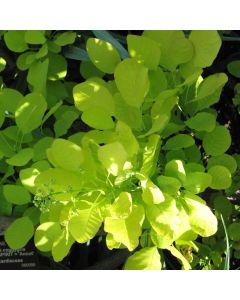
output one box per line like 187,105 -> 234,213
0,30 -> 236,269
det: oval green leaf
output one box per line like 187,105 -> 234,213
5,217 -> 34,249
86,38 -> 121,74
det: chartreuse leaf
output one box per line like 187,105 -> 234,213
189,30 -> 221,67
114,58 -> 149,108
138,175 -> 165,205
92,30 -> 129,59
185,112 -> 216,132
34,222 -> 62,252
203,126 -> 231,156
207,154 -> 237,174
52,229 -> 75,262
227,60 -> 240,78
27,58 -> 49,96
208,165 -> 232,190
110,192 -> 132,219
81,129 -> 115,146
86,38 -> 121,74
144,94 -> 178,136
54,111 -> 79,137
147,196 -> 180,248
15,93 -> 47,134
20,167 -> 41,194
73,79 -> 115,115
228,223 -> 240,241
104,203 -> 145,251
54,31 -> 76,46
140,134 -> 161,177
41,100 -> 63,126
183,192 -> 218,237
68,199 -> 104,243
157,175 -> 181,195
113,93 -> 143,130
47,138 -> 84,172
183,172 -> 212,194
4,30 -> 28,52
34,168 -> 83,201
165,160 -> 186,183
148,68 -> 167,98
3,184 -> 31,205
24,30 -> 46,44
127,34 -> 161,70
98,142 -> 128,176
166,245 -> 191,270
32,160 -> 51,172
0,88 -> 23,113
106,233 -> 122,250
124,247 -> 161,270
5,217 -> 34,249
6,148 -> 33,166
163,134 -> 194,151
194,73 -> 228,112
143,30 -> 193,71
116,121 -> 139,158
183,191 -> 206,205
81,106 -> 115,130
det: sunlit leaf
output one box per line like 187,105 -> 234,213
73,79 -> 115,115
127,34 -> 161,70
114,58 -> 149,108
189,30 -> 221,67
104,203 -> 144,251
69,200 -> 104,243
81,106 -> 115,130
34,222 -> 62,252
183,192 -> 218,237
87,38 -> 121,74
47,138 -> 84,172
143,30 -> 193,71
124,247 -> 161,270
15,93 -> 47,134
98,142 -> 127,176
